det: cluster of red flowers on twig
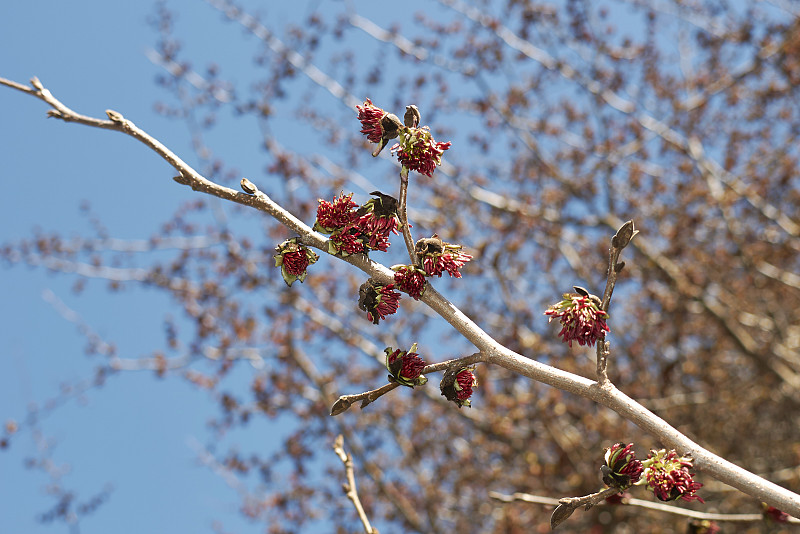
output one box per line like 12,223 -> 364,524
313,192 -> 398,257
545,288 -> 609,347
385,344 -> 428,387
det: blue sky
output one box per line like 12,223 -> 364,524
1,1 -> 345,532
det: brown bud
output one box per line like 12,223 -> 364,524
404,105 -> 421,127
611,220 -> 638,249
240,178 -> 258,195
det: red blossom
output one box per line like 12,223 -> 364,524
440,366 -> 477,408
385,343 -> 428,387
392,126 -> 451,177
455,369 -> 475,401
763,505 -> 789,523
421,251 -> 472,278
328,228 -> 366,256
274,238 -> 319,287
358,279 -> 401,325
392,265 -> 427,300
545,291 -> 609,347
356,213 -> 395,251
315,192 -> 359,233
356,98 -> 387,143
282,250 -> 309,276
603,443 -> 643,488
641,449 -> 704,503
415,235 -> 472,278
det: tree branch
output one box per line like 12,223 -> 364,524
3,75 -> 799,519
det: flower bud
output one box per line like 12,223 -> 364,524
544,290 -> 609,347
274,238 -> 319,287
385,343 -> 428,387
358,279 -> 401,325
639,449 -> 704,503
602,443 -> 643,488
440,366 -> 477,408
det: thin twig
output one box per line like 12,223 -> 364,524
397,167 -> 418,265
595,220 -> 637,383
331,353 -> 487,415
550,487 -> 621,529
490,490 -> 774,523
333,435 -> 379,534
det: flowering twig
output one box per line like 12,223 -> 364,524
596,220 -> 638,384
4,77 -> 800,519
333,435 -> 379,534
330,353 -> 486,415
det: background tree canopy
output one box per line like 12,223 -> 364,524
2,0 -> 799,532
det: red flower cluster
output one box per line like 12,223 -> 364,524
602,443 -> 643,488
392,127 -> 452,177
641,449 -> 704,503
545,290 -> 609,347
357,192 -> 399,252
392,265 -> 427,300
356,99 -> 451,176
315,192 -> 358,232
358,279 -> 401,325
356,98 -> 387,143
763,505 -> 789,523
385,343 -> 428,387
415,235 -> 472,278
314,192 -> 399,256
440,366 -> 477,408
273,238 -> 319,287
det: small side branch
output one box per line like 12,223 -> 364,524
595,220 -> 637,384
333,435 -> 379,534
330,382 -> 400,416
397,167 -> 418,265
330,353 -> 487,415
550,487 -> 621,529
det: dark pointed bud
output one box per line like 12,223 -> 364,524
615,261 -> 625,273
550,502 -> 576,530
611,220 -> 638,249
404,105 -> 420,127
379,113 -> 403,148
415,235 -> 444,258
330,397 -> 352,416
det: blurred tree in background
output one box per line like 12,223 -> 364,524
2,0 -> 800,532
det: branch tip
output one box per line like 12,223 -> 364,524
611,220 -> 637,250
